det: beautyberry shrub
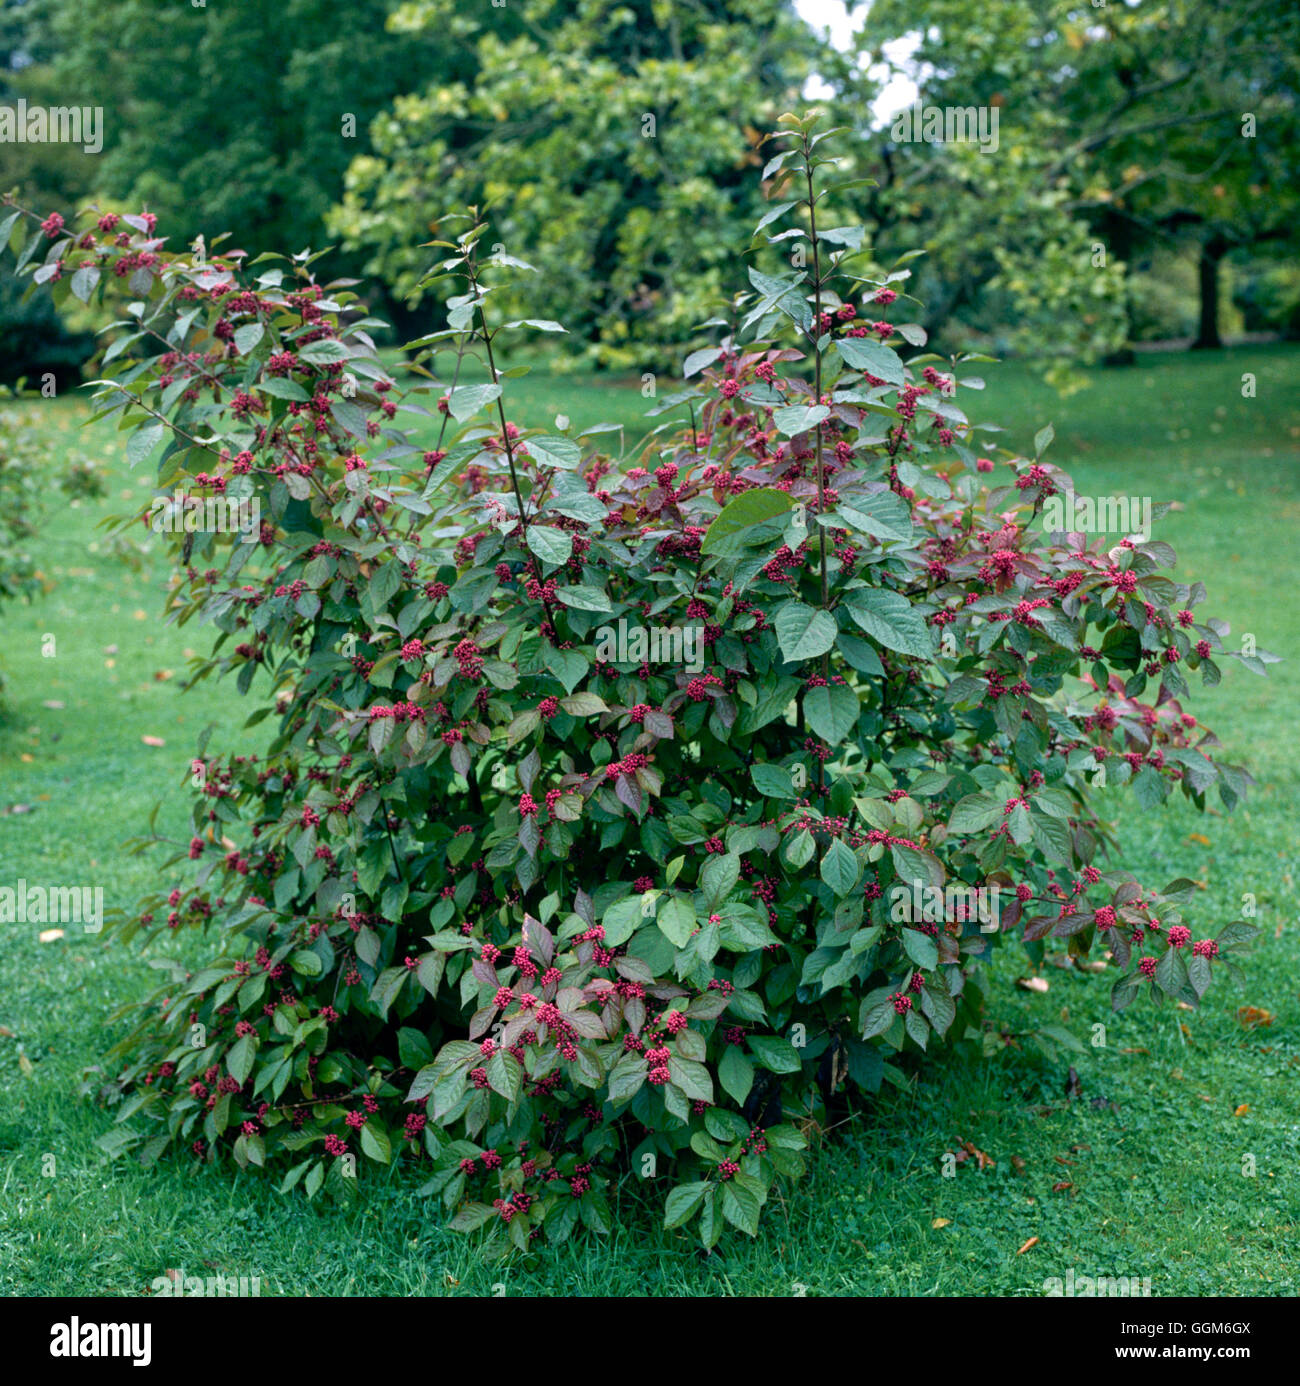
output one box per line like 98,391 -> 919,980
3,116 -> 1268,1250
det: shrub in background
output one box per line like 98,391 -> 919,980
3,116 -> 1269,1250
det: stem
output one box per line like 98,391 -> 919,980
803,133 -> 830,794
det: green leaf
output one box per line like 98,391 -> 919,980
750,762 -> 794,799
657,895 -> 696,948
487,1050 -> 523,1102
834,336 -> 905,385
526,525 -> 573,567
835,492 -> 913,543
126,421 -> 165,468
226,1034 -> 256,1086
525,435 -> 583,470
234,322 -> 264,355
775,604 -> 837,662
901,928 -> 938,970
447,383 -> 502,421
771,404 -> 829,437
700,487 -> 794,556
803,682 -> 858,744
721,1179 -> 762,1236
1029,809 -> 1072,863
748,1036 -> 802,1074
947,793 -> 1002,834
608,1051 -> 647,1104
718,1046 -> 754,1104
359,1122 -> 391,1164
555,584 -> 610,613
844,588 -> 933,659
664,1181 -> 712,1229
70,264 -> 100,304
820,838 -> 860,897
298,338 -> 350,365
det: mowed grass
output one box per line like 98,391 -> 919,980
0,345 -> 1297,1296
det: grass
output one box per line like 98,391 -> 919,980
1,344 -> 1297,1296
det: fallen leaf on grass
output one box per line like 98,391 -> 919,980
1052,1181 -> 1073,1193
0,1026 -> 15,1038
19,753 -> 34,763
1187,833 -> 1211,845
1016,1237 -> 1039,1255
931,1218 -> 951,1229
141,735 -> 166,747
42,700 -> 64,710
955,1140 -> 995,1170
1237,1005 -> 1273,1028
18,1053 -> 34,1077
1017,976 -> 1050,993
1233,1104 -> 1250,1117
38,929 -> 65,943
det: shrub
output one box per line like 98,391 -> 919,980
4,117 -> 1270,1251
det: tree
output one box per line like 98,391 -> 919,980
848,0 -> 1300,355
331,0 -> 827,366
43,0 -> 445,285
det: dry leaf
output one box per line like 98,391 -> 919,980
141,735 -> 166,747
0,1025 -> 15,1038
958,1140 -> 996,1170
1016,1236 -> 1039,1255
42,700 -> 65,710
38,928 -> 65,943
1017,976 -> 1050,993
931,1218 -> 951,1229
19,753 -> 34,763
1236,1005 -> 1273,1028
1011,1155 -> 1026,1173
154,669 -> 174,681
18,1053 -> 34,1077
1233,1104 -> 1250,1117
1052,1181 -> 1073,1193
1187,833 -> 1211,845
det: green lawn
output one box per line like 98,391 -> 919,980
1,345 -> 1297,1296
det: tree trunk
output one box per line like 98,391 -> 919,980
1193,241 -> 1224,349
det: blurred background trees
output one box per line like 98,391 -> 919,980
3,0 -> 1297,382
